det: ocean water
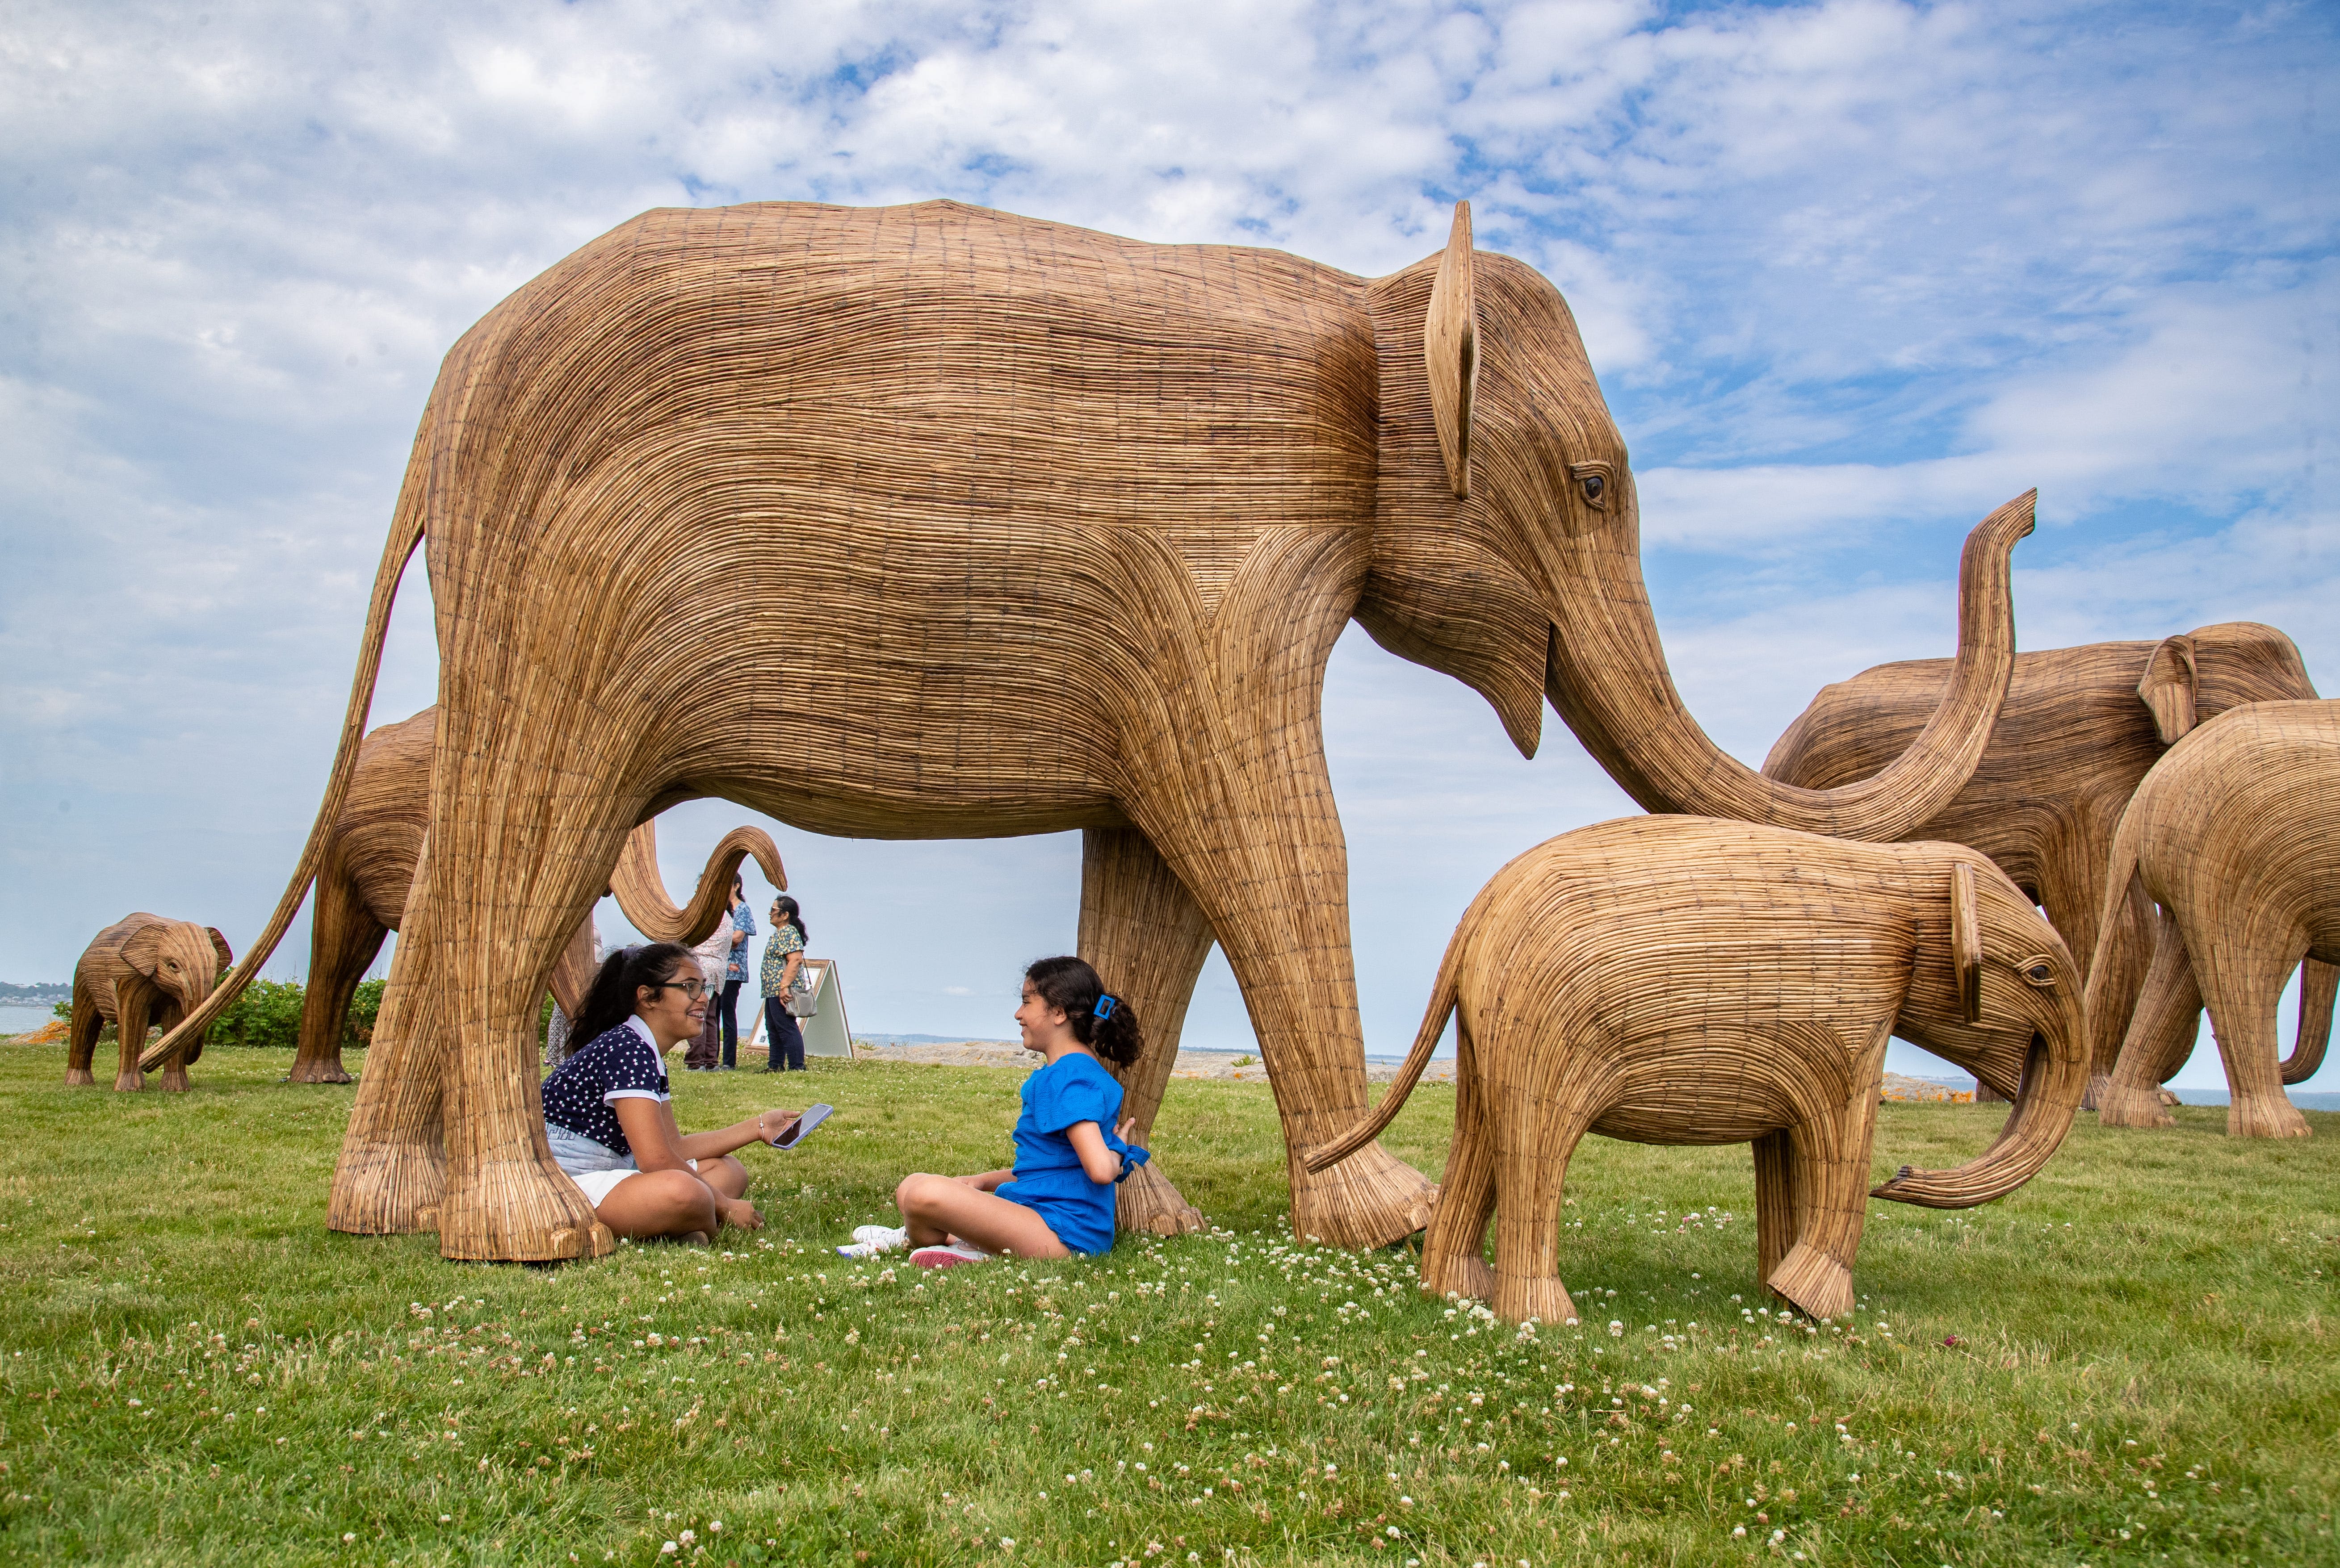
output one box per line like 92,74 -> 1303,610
0,1001 -> 60,1036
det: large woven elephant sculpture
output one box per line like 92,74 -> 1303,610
2091,701 -> 2340,1138
67,915 -> 233,1092
289,705 -> 788,1084
149,198 -> 2033,1262
1308,818 -> 2085,1322
1764,621 -> 2324,1104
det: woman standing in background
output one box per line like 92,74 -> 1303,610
721,875 -> 755,1070
761,895 -> 808,1072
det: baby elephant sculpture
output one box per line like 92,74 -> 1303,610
2092,700 -> 2340,1139
67,915 -> 233,1091
1308,818 -> 2085,1323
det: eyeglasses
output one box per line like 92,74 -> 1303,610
658,977 -> 710,999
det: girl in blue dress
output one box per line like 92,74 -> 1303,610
859,956 -> 1148,1267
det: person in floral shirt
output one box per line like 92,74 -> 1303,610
760,895 -> 808,1071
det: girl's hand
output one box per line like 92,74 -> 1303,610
755,1109 -> 804,1145
721,1197 -> 765,1231
1115,1116 -> 1143,1146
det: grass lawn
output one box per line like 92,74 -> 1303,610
0,1041 -> 2333,1566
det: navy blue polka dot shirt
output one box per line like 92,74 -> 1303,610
541,1016 -> 669,1157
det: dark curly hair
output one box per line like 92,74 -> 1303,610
1024,955 -> 1143,1067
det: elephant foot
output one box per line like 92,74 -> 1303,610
2080,1073 -> 2111,1113
1116,1162 -> 1204,1237
112,1070 -> 146,1092
285,1057 -> 355,1085
1420,1247 -> 1496,1306
328,1129 -> 449,1236
1493,1272 -> 1576,1328
2227,1095 -> 2312,1141
158,1065 -> 191,1093
64,1068 -> 96,1087
2094,1079 -> 2175,1129
436,1157 -> 614,1262
1765,1242 -> 1854,1321
1289,1139 -> 1438,1249
2155,1087 -> 2182,1107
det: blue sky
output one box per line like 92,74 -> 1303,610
1,0 -> 2333,1089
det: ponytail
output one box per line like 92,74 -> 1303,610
1024,954 -> 1143,1067
772,895 -> 807,943
570,941 -> 698,1050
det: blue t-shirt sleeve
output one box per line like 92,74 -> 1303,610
1033,1058 -> 1120,1135
602,1036 -> 668,1101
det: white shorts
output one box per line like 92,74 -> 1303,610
546,1123 -> 695,1208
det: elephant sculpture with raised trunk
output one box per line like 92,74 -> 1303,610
146,197 -> 2033,1262
289,705 -> 788,1085
1308,818 -> 2086,1324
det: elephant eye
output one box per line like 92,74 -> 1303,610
2019,959 -> 2057,987
1568,461 -> 1612,512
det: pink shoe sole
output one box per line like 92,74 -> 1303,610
911,1244 -> 991,1269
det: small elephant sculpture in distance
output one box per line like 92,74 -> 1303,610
1308,818 -> 2086,1324
2092,700 -> 2340,1139
67,915 -> 233,1092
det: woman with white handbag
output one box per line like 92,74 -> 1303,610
759,894 -> 812,1071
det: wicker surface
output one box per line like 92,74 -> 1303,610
290,706 -> 787,1084
1305,817 -> 2086,1323
2091,700 -> 2340,1137
66,915 -> 233,1093
1765,622 -> 2323,1105
142,197 -> 2034,1261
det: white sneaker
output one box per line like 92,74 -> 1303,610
836,1225 -> 909,1259
910,1241 -> 994,1269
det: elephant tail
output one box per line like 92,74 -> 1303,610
1301,932 -> 1464,1176
139,486 -> 428,1073
2283,958 -> 2336,1085
608,820 -> 789,946
2078,824 -> 2154,1096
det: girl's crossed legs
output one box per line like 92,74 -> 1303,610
597,1154 -> 753,1243
894,1173 -> 1072,1259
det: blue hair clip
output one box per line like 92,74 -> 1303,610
1093,994 -> 1118,1022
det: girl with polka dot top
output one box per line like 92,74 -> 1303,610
541,941 -> 812,1243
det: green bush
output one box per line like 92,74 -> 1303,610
212,979 -> 307,1050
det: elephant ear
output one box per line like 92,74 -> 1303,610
207,928 -> 235,974
2137,634 -> 2199,744
1949,860 -> 1982,1024
121,921 -> 168,979
1425,199 -> 1477,499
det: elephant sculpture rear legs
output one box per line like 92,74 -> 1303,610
63,974 -> 103,1087
290,863 -> 380,1085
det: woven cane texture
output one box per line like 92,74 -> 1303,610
1766,622 -> 2323,1100
2091,700 -> 2340,1138
145,197 -> 2036,1262
290,706 -> 786,1085
1306,817 -> 2086,1323
67,915 -> 233,1094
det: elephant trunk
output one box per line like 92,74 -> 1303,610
1870,997 -> 2086,1208
608,820 -> 788,947
1543,490 -> 2034,843
2282,958 -> 2335,1085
